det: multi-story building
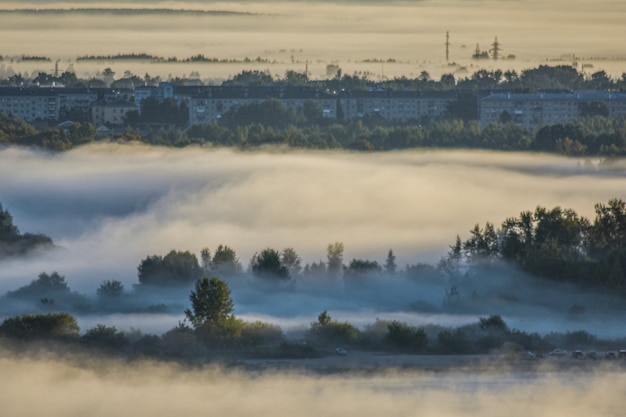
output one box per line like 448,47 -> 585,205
479,92 -> 626,130
91,101 -> 138,127
338,90 -> 455,122
187,86 -> 337,126
134,82 -> 174,111
187,86 -> 455,127
0,88 -> 60,122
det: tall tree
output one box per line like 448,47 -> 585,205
327,242 -> 344,278
184,277 -> 235,330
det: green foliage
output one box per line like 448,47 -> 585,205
437,328 -> 472,354
309,310 -> 360,346
210,245 -> 242,277
136,97 -> 188,127
0,201 -> 54,258
96,280 -> 124,298
137,250 -> 203,286
0,312 -> 79,340
478,315 -> 508,332
250,248 -> 290,280
344,259 -> 382,278
386,321 -> 428,352
450,199 -> 626,290
384,249 -> 397,274
240,321 -> 284,347
281,247 -> 302,277
81,324 -> 129,351
326,242 -> 344,278
185,277 -> 235,330
7,272 -> 70,299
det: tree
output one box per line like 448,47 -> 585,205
345,259 -> 382,278
387,321 -> 428,352
579,101 -> 609,118
444,92 -> 479,121
137,250 -> 203,286
184,277 -> 242,344
327,242 -> 344,278
250,248 -> 290,280
81,324 -> 129,351
7,271 -> 70,299
384,249 -> 397,274
309,310 -> 360,345
211,244 -> 242,276
184,277 -> 235,329
462,222 -> 499,262
0,313 -> 79,340
281,248 -> 302,277
96,280 -> 124,298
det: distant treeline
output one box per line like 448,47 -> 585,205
0,8 -> 255,16
76,53 -> 274,64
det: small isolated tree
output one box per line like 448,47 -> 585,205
184,277 -> 242,345
96,280 -> 124,298
185,277 -> 235,329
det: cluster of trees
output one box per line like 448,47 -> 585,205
137,243 -> 397,286
2,285 -> 622,361
0,112 -> 96,150
4,64 -> 625,92
0,202 -> 53,258
441,198 -> 626,291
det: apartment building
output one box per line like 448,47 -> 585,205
480,92 -> 626,130
0,88 -> 60,122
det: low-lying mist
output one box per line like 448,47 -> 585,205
1,353 -> 626,417
1,144 -> 625,337
1,0 -> 625,81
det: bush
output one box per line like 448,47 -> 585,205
0,313 -> 79,340
387,321 -> 428,352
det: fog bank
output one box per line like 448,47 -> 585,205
1,144 -> 624,292
1,354 -> 626,417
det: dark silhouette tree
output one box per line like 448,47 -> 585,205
250,248 -> 290,280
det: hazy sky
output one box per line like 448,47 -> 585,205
0,0 -> 624,80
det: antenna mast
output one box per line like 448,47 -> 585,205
445,31 -> 451,62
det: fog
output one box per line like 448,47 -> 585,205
1,144 -> 625,336
2,354 -> 626,417
0,0 -> 625,81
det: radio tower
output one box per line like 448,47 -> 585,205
445,31 -> 451,62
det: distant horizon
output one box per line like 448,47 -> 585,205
1,0 -> 624,81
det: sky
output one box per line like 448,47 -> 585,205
0,0 -> 624,81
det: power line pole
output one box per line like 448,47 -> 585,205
490,36 -> 501,60
445,31 -> 451,62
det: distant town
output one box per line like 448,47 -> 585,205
1,63 -> 625,154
